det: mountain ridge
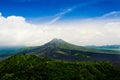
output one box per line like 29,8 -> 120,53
16,38 -> 120,63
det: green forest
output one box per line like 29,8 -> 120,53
0,54 -> 120,80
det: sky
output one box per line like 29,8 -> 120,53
0,0 -> 120,46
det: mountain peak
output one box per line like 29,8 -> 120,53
49,38 -> 65,43
43,38 -> 69,48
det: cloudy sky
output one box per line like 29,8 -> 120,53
0,0 -> 120,46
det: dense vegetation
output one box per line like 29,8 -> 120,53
0,54 -> 120,80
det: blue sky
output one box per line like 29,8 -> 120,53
0,0 -> 120,46
0,0 -> 120,23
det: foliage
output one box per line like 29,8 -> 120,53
73,53 -> 90,58
0,54 -> 120,80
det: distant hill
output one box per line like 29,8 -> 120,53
0,46 -> 23,57
17,39 -> 120,63
0,54 -> 119,80
85,45 -> 120,51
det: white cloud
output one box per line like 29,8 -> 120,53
0,12 -> 2,16
0,12 -> 120,46
101,11 -> 120,19
48,8 -> 72,25
48,0 -> 104,25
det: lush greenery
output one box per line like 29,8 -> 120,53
0,54 -> 120,80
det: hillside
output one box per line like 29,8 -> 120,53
17,39 -> 120,63
0,54 -> 120,80
21,39 -> 120,54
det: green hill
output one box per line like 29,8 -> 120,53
0,54 -> 120,80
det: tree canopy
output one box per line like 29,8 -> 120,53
0,54 -> 120,80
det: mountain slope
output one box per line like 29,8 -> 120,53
17,39 -> 120,62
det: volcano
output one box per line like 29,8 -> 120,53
18,38 -> 120,62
